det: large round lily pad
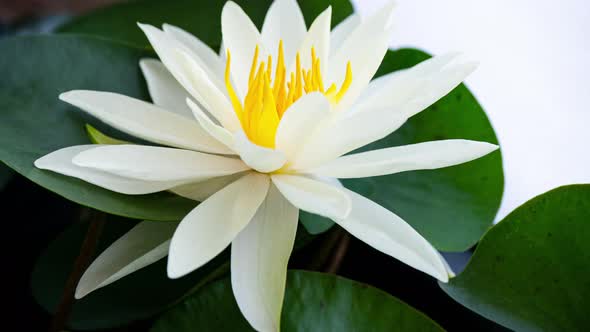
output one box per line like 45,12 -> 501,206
0,35 -> 196,221
441,184 -> 590,331
152,270 -> 445,331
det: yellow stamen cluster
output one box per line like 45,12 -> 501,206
225,41 -> 352,148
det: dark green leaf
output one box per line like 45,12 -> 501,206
31,219 -> 229,330
440,184 -> 590,331
299,210 -> 335,235
0,35 -> 195,221
58,0 -> 354,49
152,270 -> 445,331
340,49 -> 503,251
0,164 -> 13,189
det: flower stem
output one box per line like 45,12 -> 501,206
325,231 -> 350,274
49,210 -> 105,332
305,227 -> 343,271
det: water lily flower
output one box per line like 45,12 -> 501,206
34,0 -> 498,330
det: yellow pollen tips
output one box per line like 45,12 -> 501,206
224,41 -> 353,148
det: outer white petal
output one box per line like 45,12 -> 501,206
231,184 -> 298,332
170,173 -> 245,202
221,1 -> 265,99
138,23 -> 240,131
34,145 -> 190,195
261,0 -> 307,69
307,140 -> 499,178
167,172 -> 270,278
232,131 -> 286,173
59,90 -> 231,154
289,107 -> 408,171
334,188 -> 449,282
275,92 -> 331,163
75,221 -> 176,299
403,62 -> 478,118
355,54 -> 478,119
162,23 -> 225,83
328,2 -> 395,111
73,145 -> 248,183
271,174 -> 351,220
139,59 -> 193,118
356,52 -> 463,108
138,23 -> 185,76
187,98 -> 234,148
293,6 -> 331,77
329,13 -> 360,55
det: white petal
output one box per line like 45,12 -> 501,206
167,172 -> 270,278
310,174 -> 343,188
330,13 -> 360,55
328,2 -> 395,111
289,107 -> 408,171
357,52 -> 463,107
172,48 -> 242,131
403,62 -> 478,118
293,6 -> 331,77
221,1 -> 265,99
59,90 -> 232,154
271,174 -> 350,220
231,184 -> 298,332
34,145 -> 188,195
73,144 -> 249,183
275,92 -> 331,163
232,131 -> 286,173
334,188 -> 449,282
163,23 -> 225,83
357,53 -> 463,107
187,98 -> 234,148
75,221 -> 176,299
138,24 -> 240,131
307,140 -> 499,178
261,0 -> 307,69
355,54 -> 478,119
138,23 -> 185,77
139,58 -> 193,118
170,173 -> 245,202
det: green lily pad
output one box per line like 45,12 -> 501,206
31,219 -> 229,330
440,184 -> 590,331
339,49 -> 504,251
151,270 -> 445,331
299,211 -> 335,235
58,0 -> 354,49
0,35 -> 196,221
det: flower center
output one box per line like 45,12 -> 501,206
225,41 -> 352,148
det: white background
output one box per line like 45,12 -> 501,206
353,0 -> 590,220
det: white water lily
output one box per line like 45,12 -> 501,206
34,0 -> 498,331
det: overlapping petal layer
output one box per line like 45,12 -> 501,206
167,173 -> 269,279
59,90 -> 231,154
